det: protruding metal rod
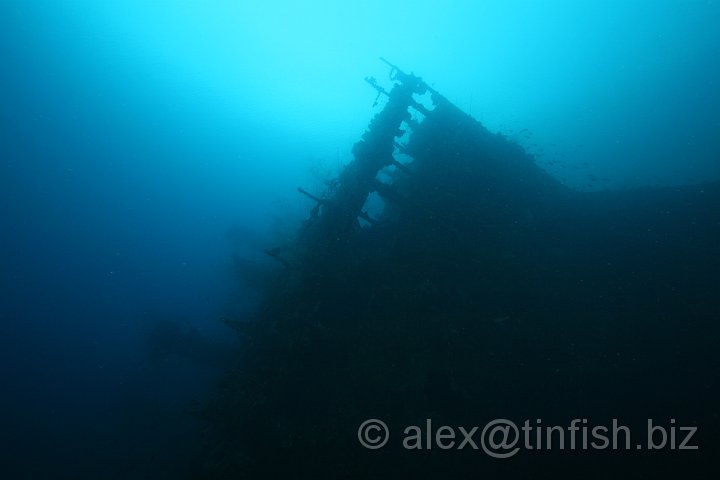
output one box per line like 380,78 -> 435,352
380,57 -> 406,81
409,99 -> 431,117
379,56 -> 395,70
297,187 -> 325,204
264,247 -> 291,268
390,158 -> 413,174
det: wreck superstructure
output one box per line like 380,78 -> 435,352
263,60 -> 566,298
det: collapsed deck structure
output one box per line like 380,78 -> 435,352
196,62 -> 720,479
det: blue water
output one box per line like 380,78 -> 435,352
2,1 -> 719,478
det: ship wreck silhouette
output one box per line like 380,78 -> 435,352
195,61 -> 719,479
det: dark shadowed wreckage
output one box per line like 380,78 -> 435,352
193,60 -> 720,479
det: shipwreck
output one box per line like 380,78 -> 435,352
195,61 -> 720,479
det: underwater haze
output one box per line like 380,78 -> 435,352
1,0 -> 719,478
